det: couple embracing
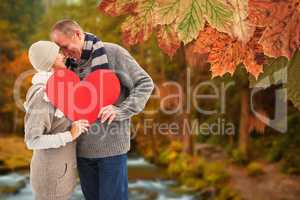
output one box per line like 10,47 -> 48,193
23,19 -> 154,200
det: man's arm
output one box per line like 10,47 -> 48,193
99,46 -> 154,122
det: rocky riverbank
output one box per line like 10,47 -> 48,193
0,157 -> 197,200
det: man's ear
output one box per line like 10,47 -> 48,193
75,30 -> 82,40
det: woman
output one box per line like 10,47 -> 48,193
24,41 -> 90,200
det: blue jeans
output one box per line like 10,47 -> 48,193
77,154 -> 128,200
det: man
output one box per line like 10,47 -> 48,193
50,19 -> 154,200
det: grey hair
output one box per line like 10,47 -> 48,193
51,19 -> 83,36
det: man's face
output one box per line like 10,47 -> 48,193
51,30 -> 83,61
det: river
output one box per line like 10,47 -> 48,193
0,156 -> 198,200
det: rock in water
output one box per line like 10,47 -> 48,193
0,173 -> 26,194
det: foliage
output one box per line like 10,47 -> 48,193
0,0 -> 44,47
0,52 -> 32,132
281,149 -> 300,175
203,162 -> 228,185
159,149 -> 179,165
248,0 -> 300,59
0,136 -> 32,171
98,0 -> 300,79
182,177 -> 207,191
0,0 -> 44,133
246,161 -> 264,176
231,149 -> 248,165
191,26 -> 264,79
214,186 -> 242,200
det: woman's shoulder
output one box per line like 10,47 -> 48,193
24,84 -> 50,111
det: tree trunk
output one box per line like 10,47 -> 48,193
178,45 -> 194,155
238,88 -> 250,157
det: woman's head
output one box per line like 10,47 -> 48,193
28,41 -> 66,72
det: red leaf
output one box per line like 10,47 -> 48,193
248,0 -> 300,58
156,23 -> 181,57
97,0 -> 137,16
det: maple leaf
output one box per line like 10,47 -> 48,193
176,0 -> 205,44
229,0 -> 255,43
248,0 -> 300,59
200,0 -> 234,35
175,0 -> 234,44
192,26 -> 264,78
97,0 -> 138,16
156,23 -> 181,57
155,0 -> 181,25
121,0 -> 157,46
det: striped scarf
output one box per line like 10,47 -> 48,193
71,32 -> 109,79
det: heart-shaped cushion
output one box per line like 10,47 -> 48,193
46,68 -> 120,123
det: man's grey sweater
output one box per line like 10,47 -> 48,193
75,42 -> 154,158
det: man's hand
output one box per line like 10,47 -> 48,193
98,105 -> 118,124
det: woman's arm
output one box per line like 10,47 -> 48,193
24,91 -> 73,150
25,131 -> 73,150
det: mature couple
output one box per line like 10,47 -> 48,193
23,19 -> 154,200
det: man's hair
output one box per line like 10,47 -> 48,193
51,19 -> 83,36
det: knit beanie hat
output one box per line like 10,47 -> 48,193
28,41 -> 60,72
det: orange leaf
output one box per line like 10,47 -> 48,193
120,0 -> 157,46
192,26 -> 264,79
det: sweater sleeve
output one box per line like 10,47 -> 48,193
24,92 -> 73,150
113,47 -> 154,121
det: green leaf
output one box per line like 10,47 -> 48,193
201,0 -> 234,34
287,50 -> 300,111
176,0 -> 205,44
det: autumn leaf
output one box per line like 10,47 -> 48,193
97,0 -> 137,16
121,0 -> 157,46
229,0 -> 255,43
249,56 -> 288,88
156,23 -> 181,57
175,0 -> 234,44
155,0 -> 181,25
248,0 -> 300,58
192,26 -> 264,78
176,0 -> 205,44
200,0 -> 234,35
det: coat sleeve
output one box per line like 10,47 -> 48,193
24,92 -> 73,150
113,46 -> 154,121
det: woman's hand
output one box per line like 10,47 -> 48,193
70,120 -> 90,140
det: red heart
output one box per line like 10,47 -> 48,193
46,68 -> 120,123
